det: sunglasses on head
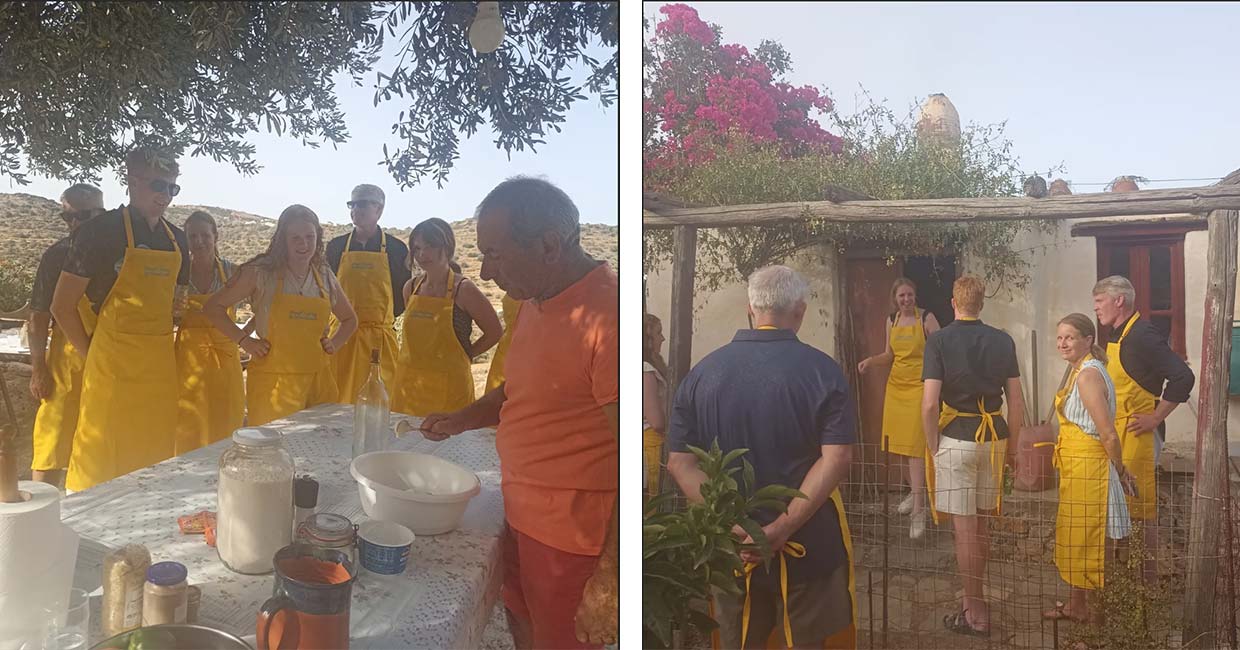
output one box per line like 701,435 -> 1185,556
347,199 -> 379,210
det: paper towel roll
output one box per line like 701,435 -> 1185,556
0,482 -> 62,585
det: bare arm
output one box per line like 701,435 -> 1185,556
922,378 -> 943,455
27,311 -> 52,400
324,290 -> 357,354
458,280 -> 502,358
49,272 -> 91,360
1077,368 -> 1124,469
420,383 -> 508,439
401,277 -> 414,304
667,451 -> 708,504
765,444 -> 852,542
924,312 -> 941,336
642,371 -> 666,433
1004,376 -> 1026,460
204,266 -> 259,346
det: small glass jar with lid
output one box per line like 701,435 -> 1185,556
141,561 -> 188,625
217,427 -> 296,574
297,512 -> 359,569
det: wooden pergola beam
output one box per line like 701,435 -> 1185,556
643,184 -> 1240,228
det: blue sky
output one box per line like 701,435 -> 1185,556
645,2 -> 1240,191
9,25 -> 618,228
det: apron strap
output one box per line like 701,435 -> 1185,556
737,541 -> 807,649
346,229 -> 386,254
1118,311 -> 1141,342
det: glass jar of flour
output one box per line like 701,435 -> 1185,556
217,427 -> 295,574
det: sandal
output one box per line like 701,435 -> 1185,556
1042,601 -> 1087,623
943,610 -> 989,637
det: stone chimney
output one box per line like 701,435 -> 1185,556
917,93 -> 961,146
1048,179 -> 1072,196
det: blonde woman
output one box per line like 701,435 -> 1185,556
859,277 -> 940,539
205,205 -> 357,426
1042,313 -> 1134,626
643,314 -> 669,496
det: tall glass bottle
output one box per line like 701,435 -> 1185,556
353,348 -> 390,458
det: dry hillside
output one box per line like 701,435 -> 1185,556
0,192 -> 619,311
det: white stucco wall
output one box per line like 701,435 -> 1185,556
645,242 -> 840,364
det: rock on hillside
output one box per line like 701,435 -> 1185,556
0,193 -> 619,308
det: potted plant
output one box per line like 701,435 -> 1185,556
643,440 -> 805,649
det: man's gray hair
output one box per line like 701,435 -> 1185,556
748,265 -> 810,314
60,183 -> 104,211
1092,275 -> 1136,306
474,176 -> 581,248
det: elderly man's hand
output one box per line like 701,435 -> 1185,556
30,366 -> 52,401
1127,413 -> 1161,436
420,411 -> 469,441
574,566 -> 618,646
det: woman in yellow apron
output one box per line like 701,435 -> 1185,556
66,207 -> 183,492
1042,313 -> 1134,625
642,314 -> 669,497
484,293 -> 522,392
174,211 -> 244,454
204,205 -> 358,426
392,218 -> 501,417
858,278 -> 940,539
331,228 -> 399,403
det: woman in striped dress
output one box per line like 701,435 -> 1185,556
1043,313 -> 1136,626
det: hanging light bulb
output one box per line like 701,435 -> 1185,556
469,1 -> 505,54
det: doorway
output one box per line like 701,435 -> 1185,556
844,254 -> 957,488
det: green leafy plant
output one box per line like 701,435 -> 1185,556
0,260 -> 32,312
642,440 -> 805,649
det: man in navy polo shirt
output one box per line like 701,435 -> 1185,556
667,265 -> 855,649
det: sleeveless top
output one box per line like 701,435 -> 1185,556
414,273 -> 473,352
1061,358 -> 1116,436
642,361 -> 667,430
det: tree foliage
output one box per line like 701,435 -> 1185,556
643,5 -> 1054,298
0,1 -> 618,188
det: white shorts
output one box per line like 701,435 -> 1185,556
934,436 -> 1008,516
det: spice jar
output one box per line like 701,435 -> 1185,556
141,561 -> 188,625
102,544 -> 150,636
297,512 -> 359,569
217,427 -> 295,574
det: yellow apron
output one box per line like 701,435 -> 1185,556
643,427 -> 664,496
66,208 -> 181,491
331,231 -> 397,403
1047,366 -> 1112,590
391,270 -> 475,416
30,296 -> 97,471
881,309 -> 926,458
246,269 -> 338,426
173,259 -> 244,455
1106,313 -> 1158,521
712,491 -> 857,650
485,293 -> 522,392
925,396 -> 1004,525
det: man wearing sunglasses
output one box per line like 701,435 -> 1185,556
325,184 -> 410,402
51,146 -> 191,492
27,184 -> 105,488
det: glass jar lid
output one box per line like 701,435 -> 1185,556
232,427 -> 284,447
299,513 -> 355,545
146,561 -> 188,586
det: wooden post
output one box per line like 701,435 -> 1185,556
1185,207 -> 1239,648
660,225 -> 697,497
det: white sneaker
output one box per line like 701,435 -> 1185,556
897,492 -> 915,515
910,510 -> 927,540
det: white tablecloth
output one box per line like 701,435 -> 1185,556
65,404 -> 505,649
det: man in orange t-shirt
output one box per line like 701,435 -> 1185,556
422,176 -> 618,649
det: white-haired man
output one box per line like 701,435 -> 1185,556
667,265 -> 856,649
325,183 -> 410,402
1093,274 -> 1194,581
28,184 -> 105,488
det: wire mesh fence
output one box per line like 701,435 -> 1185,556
649,442 -> 1240,649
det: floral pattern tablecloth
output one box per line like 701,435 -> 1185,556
66,403 -> 505,649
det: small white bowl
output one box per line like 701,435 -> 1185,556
350,451 -> 481,535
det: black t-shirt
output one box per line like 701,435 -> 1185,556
923,319 -> 1021,441
62,206 -> 191,314
1109,313 -> 1196,404
668,328 -> 856,584
29,236 -> 72,313
325,229 -> 412,317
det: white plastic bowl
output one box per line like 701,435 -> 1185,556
350,451 -> 481,535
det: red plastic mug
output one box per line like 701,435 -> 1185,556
256,544 -> 356,650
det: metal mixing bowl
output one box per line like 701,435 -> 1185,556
89,624 -> 252,650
